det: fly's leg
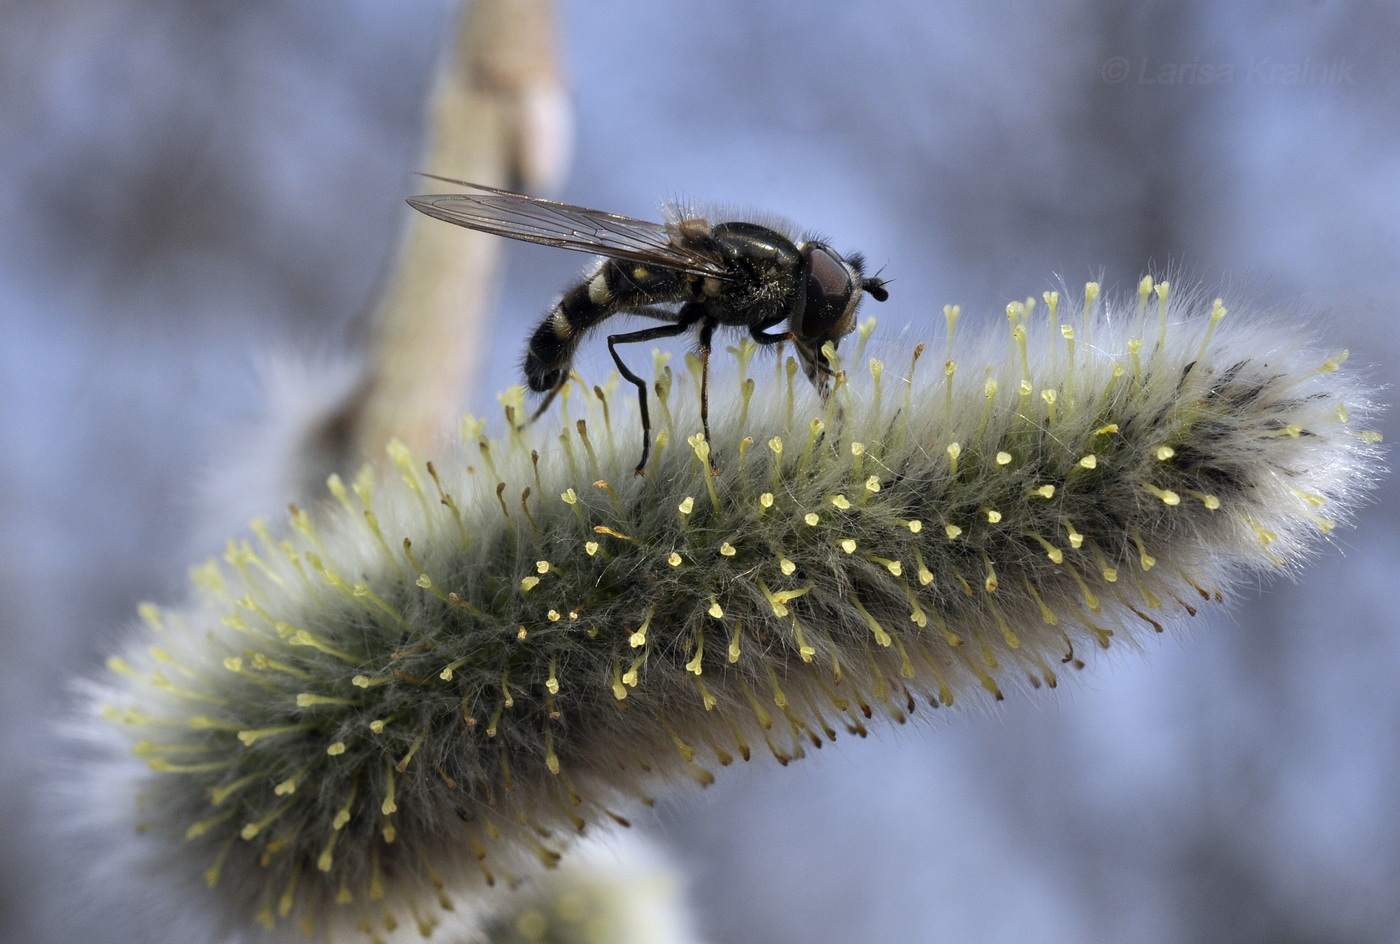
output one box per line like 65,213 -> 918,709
750,323 -> 835,395
696,318 -> 720,474
608,306 -> 705,475
749,325 -> 794,346
527,385 -> 563,426
751,324 -> 838,410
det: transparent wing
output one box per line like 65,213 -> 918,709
407,178 -> 733,280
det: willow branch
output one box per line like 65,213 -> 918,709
353,0 -> 570,461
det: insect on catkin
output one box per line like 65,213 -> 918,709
84,279 -> 1383,942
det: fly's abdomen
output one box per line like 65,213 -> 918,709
524,260 -> 688,392
523,288 -> 591,392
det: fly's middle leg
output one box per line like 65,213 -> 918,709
607,307 -> 704,474
696,318 -> 720,474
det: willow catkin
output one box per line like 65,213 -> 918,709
77,279 -> 1382,942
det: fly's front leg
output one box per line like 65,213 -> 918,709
750,324 -> 794,346
751,323 -> 836,401
608,307 -> 704,474
749,324 -> 802,395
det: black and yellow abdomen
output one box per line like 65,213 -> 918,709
523,259 -> 691,393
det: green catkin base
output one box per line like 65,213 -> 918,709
94,280 -> 1382,940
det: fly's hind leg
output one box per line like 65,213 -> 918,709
526,384 -> 564,426
523,304 -> 685,430
608,306 -> 705,475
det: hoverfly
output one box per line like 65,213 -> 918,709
407,177 -> 888,474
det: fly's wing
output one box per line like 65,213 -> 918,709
407,179 -> 732,280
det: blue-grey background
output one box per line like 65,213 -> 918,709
4,1 -> 1399,942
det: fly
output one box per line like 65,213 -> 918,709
407,176 -> 889,474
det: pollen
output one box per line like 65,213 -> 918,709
1065,529 -> 1084,550
1143,483 -> 1181,505
874,558 -> 903,576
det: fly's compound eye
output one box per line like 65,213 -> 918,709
798,244 -> 863,343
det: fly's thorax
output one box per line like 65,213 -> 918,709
706,221 -> 804,322
709,221 -> 803,275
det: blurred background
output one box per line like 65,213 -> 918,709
3,1 -> 1399,942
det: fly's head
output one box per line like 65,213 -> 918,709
792,243 -> 889,385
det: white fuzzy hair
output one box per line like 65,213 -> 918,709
64,279 -> 1383,941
